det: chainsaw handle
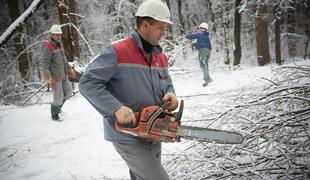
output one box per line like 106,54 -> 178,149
175,100 -> 184,124
115,112 -> 139,128
146,101 -> 171,133
161,100 -> 171,110
115,112 -> 141,137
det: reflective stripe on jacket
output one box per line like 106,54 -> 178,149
79,31 -> 175,143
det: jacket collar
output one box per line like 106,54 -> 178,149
50,38 -> 62,47
130,31 -> 163,55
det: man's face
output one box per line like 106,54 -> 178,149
51,34 -> 62,41
143,20 -> 167,46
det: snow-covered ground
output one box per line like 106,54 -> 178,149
0,53 -> 309,179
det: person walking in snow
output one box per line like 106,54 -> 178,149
79,0 -> 178,179
41,24 -> 75,121
185,22 -> 212,87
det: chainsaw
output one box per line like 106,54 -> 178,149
115,100 -> 243,144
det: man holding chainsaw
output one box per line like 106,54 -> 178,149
79,0 -> 178,179
42,24 -> 75,121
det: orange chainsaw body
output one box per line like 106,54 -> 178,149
115,104 -> 182,142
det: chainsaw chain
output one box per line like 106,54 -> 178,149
181,135 -> 228,144
179,125 -> 243,144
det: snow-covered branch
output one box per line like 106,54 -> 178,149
0,0 -> 42,47
60,23 -> 94,57
69,23 -> 94,57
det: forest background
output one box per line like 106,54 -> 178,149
0,0 -> 309,105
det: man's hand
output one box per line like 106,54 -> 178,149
68,68 -> 76,77
115,105 -> 136,126
46,78 -> 55,84
163,92 -> 178,111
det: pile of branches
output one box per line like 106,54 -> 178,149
165,64 -> 310,179
0,81 -> 47,106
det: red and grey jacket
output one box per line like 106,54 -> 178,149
79,31 -> 176,142
41,39 -> 70,80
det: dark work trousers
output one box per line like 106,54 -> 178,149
198,48 -> 211,82
112,141 -> 169,180
51,77 -> 72,106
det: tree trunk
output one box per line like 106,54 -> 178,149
274,4 -> 281,65
287,1 -> 296,57
305,31 -> 310,60
68,0 -> 80,61
128,0 -> 136,30
233,0 -> 242,66
221,0 -> 230,65
207,0 -> 215,33
111,2 -> 123,35
165,0 -> 173,40
58,0 -> 80,62
8,0 -> 30,80
185,2 -> 191,31
255,0 -> 270,66
22,0 -> 36,80
303,2 -> 310,60
176,0 -> 185,35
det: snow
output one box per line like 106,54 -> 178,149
0,96 -> 128,180
0,53 -> 309,179
172,65 -> 273,97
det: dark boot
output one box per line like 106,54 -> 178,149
59,99 -> 66,113
51,105 -> 62,121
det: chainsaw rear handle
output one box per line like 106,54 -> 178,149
114,112 -> 140,135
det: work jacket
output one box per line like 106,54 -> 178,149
79,31 -> 176,143
42,39 -> 70,80
185,30 -> 212,50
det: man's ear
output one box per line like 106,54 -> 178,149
142,20 -> 148,29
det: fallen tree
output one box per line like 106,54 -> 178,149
165,63 -> 310,179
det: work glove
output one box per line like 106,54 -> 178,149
46,77 -> 55,84
163,92 -> 178,111
68,68 -> 76,77
115,105 -> 137,126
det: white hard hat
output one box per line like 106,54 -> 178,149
136,0 -> 173,24
50,24 -> 63,34
199,22 -> 209,30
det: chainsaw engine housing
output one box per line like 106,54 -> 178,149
115,103 -> 183,142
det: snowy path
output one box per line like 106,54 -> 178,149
0,57 -> 280,180
0,96 -> 129,180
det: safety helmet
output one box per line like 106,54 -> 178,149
50,24 -> 63,34
136,0 -> 173,24
199,22 -> 209,30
